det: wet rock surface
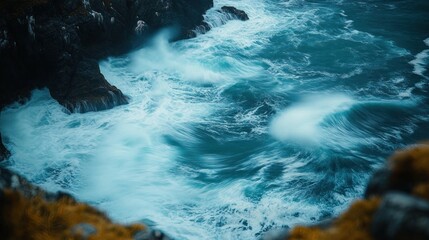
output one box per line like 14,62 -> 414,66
0,167 -> 169,240
52,57 -> 129,113
134,229 -> 170,240
0,134 -> 10,161
372,193 -> 429,240
364,167 -> 391,198
189,5 -> 249,38
219,6 -> 249,21
268,144 -> 429,240
0,0 -> 213,113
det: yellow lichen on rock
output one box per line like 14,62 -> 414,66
0,189 -> 146,240
413,183 -> 429,200
287,226 -> 323,240
286,144 -> 429,240
288,198 -> 380,240
389,144 -> 429,200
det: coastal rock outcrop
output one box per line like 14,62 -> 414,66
267,144 -> 429,240
2,143 -> 429,239
372,193 -> 429,240
0,167 -> 169,240
219,6 -> 249,21
191,5 -> 249,37
0,133 -> 10,161
0,0 -> 213,113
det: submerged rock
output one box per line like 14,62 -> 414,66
189,5 -> 249,37
0,0 -> 213,112
219,6 -> 249,21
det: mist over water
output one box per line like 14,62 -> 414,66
1,0 -> 429,239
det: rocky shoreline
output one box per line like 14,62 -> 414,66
1,144 -> 429,239
0,0 -> 249,161
0,0 -> 213,113
0,133 -> 10,161
269,144 -> 429,240
0,167 -> 170,240
0,1 -> 252,239
3,1 -> 428,240
0,1 -> 250,114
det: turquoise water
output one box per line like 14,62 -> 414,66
1,0 -> 429,239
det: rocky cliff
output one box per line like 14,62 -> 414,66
0,0 -> 213,113
0,1 -> 253,159
2,145 -> 429,239
0,167 -> 169,240
0,133 -> 10,161
270,144 -> 429,240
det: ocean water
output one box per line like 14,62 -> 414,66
1,0 -> 429,239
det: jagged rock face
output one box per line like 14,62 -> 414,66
0,0 -> 213,113
372,193 -> 429,240
132,0 -> 213,39
0,167 -> 170,240
0,134 -> 10,161
365,167 -> 391,198
270,144 -> 429,240
220,6 -> 249,21
189,5 -> 249,38
52,57 -> 129,113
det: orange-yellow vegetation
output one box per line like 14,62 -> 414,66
287,144 -> 429,240
389,144 -> 429,201
287,197 -> 380,240
0,189 -> 146,240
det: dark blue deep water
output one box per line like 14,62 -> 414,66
1,0 -> 429,239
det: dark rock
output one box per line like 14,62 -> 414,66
188,5 -> 249,37
220,6 -> 249,21
71,223 -> 97,239
0,167 -> 46,198
263,230 -> 290,240
132,0 -> 213,40
0,167 -> 169,239
364,167 -> 391,198
189,21 -> 211,37
50,57 -> 129,113
134,229 -> 170,240
0,134 -> 10,161
0,0 -> 213,112
372,192 -> 429,240
0,167 -> 76,201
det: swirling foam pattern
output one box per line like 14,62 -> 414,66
1,0 -> 429,239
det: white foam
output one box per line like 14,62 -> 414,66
410,49 -> 429,77
269,94 -> 354,144
0,1 -> 420,239
398,87 -> 414,98
129,30 -> 224,84
409,37 -> 429,78
424,38 -> 429,46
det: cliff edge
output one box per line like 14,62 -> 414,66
270,144 -> 429,240
0,0 -> 213,113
